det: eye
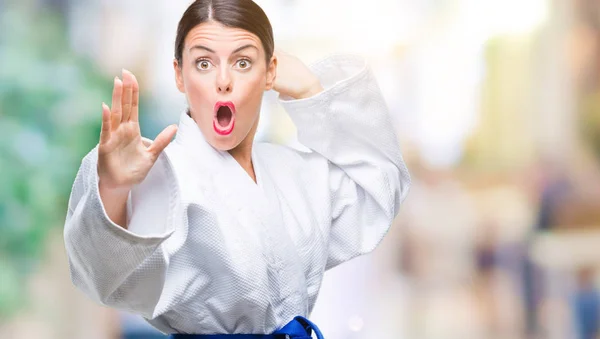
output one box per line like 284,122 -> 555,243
235,59 -> 252,70
196,59 -> 213,70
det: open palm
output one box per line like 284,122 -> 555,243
97,70 -> 177,191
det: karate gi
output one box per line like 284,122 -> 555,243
63,54 -> 411,335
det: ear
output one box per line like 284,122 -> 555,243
173,59 -> 185,93
264,55 -> 277,91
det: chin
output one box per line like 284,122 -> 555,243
209,140 -> 238,152
207,131 -> 244,152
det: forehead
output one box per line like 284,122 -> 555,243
184,21 -> 263,54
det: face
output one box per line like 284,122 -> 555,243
174,21 -> 277,152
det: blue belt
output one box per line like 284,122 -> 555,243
170,316 -> 324,339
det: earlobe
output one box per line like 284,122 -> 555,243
173,59 -> 185,93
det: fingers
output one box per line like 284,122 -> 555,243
100,102 -> 111,145
110,69 -> 139,126
130,72 -> 140,122
111,77 -> 123,131
121,69 -> 134,122
148,125 -> 178,158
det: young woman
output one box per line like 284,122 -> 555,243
63,0 -> 411,337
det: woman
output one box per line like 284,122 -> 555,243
63,0 -> 411,337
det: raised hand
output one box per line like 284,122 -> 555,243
97,69 -> 177,227
272,49 -> 323,100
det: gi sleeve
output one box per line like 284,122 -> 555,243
279,54 -> 411,270
63,142 -> 180,318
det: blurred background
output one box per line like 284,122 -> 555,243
2,0 -> 600,338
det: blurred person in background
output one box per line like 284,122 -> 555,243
523,158 -> 570,338
474,221 -> 500,336
527,155 -> 600,339
572,267 -> 600,339
62,0 -> 410,337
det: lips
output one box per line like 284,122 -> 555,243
213,101 -> 236,136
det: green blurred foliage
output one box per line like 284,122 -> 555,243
0,4 -> 111,319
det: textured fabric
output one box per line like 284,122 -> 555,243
171,315 -> 323,339
63,54 -> 411,335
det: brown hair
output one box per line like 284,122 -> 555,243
174,0 -> 275,67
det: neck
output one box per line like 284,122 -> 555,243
228,120 -> 259,183
229,142 -> 255,182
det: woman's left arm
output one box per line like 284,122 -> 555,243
275,52 -> 411,270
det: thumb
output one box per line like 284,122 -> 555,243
148,124 -> 178,158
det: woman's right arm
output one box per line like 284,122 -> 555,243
63,70 -> 179,318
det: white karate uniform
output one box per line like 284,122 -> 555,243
63,54 -> 411,335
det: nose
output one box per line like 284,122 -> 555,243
216,68 -> 233,94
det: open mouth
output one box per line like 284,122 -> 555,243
213,101 -> 235,136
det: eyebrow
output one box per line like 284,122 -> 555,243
189,44 -> 258,54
